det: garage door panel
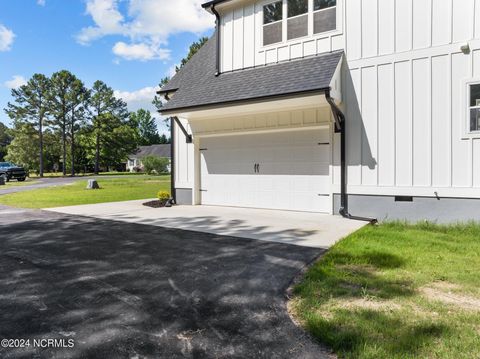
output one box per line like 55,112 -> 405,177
200,129 -> 331,213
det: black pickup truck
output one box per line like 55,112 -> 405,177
0,162 -> 27,182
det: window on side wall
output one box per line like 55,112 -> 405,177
469,83 -> 480,133
263,1 -> 283,46
287,0 -> 308,40
313,0 -> 337,34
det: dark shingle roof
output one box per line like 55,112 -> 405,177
130,145 -> 171,159
159,33 -> 343,114
201,0 -> 230,8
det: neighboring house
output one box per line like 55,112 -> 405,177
159,0 -> 480,222
126,145 -> 171,172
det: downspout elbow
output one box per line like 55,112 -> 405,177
325,89 -> 377,225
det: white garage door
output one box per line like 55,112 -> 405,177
200,128 -> 331,213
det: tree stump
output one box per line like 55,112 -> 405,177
86,179 -> 100,190
0,176 -> 5,186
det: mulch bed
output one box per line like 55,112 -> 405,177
143,200 -> 168,208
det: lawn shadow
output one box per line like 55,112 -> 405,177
308,309 -> 449,358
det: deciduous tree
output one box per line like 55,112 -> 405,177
129,109 -> 161,145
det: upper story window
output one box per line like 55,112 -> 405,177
262,0 -> 338,47
287,0 -> 308,40
263,1 -> 283,46
313,0 -> 337,34
469,84 -> 480,133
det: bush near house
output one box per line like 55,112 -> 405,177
157,191 -> 171,201
290,222 -> 480,359
142,155 -> 169,175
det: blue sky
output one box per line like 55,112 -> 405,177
0,0 -> 215,134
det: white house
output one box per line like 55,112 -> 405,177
159,0 -> 480,223
126,145 -> 171,172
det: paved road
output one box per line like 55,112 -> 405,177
0,207 -> 332,358
0,177 -> 86,195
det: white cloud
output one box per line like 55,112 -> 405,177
113,41 -> 170,61
0,24 -> 15,52
77,0 -> 214,61
114,86 -> 169,135
37,0 -> 46,6
114,86 -> 157,105
77,0 -> 125,45
4,75 -> 27,89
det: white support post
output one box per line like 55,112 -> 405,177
192,136 -> 201,205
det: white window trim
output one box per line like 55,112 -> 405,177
262,0 -> 284,46
462,78 -> 480,139
260,0 -> 342,50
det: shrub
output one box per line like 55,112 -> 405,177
157,191 -> 171,202
142,156 -> 169,175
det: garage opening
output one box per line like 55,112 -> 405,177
199,128 -> 331,213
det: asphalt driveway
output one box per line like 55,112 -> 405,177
0,207 -> 332,358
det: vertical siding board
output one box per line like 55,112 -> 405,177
233,7 -> 244,70
412,58 -> 431,186
223,11 -> 234,72
346,0 -> 362,60
475,0 -> 480,38
413,0 -> 431,49
394,61 -> 412,186
451,53 -> 471,187
378,0 -> 395,55
362,0 -> 378,58
453,0 -> 474,43
432,0 -> 452,46
346,68 -> 362,185
377,64 -> 395,186
243,4 -> 255,69
431,55 -> 451,187
395,0 -> 412,52
361,66 -> 378,185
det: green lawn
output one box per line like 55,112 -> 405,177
290,222 -> 480,359
0,176 -> 170,208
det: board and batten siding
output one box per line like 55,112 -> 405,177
342,0 -> 480,197
219,0 -> 344,72
343,43 -> 480,197
345,0 -> 476,60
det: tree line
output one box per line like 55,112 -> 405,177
3,71 -> 168,176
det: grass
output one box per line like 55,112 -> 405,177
0,175 -> 170,208
290,222 -> 480,359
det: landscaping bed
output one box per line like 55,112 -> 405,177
289,222 -> 480,359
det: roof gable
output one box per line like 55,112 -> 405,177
130,145 -> 171,159
159,33 -> 343,114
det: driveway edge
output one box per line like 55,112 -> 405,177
284,250 -> 337,359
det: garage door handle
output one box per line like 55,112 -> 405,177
257,164 -> 260,173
